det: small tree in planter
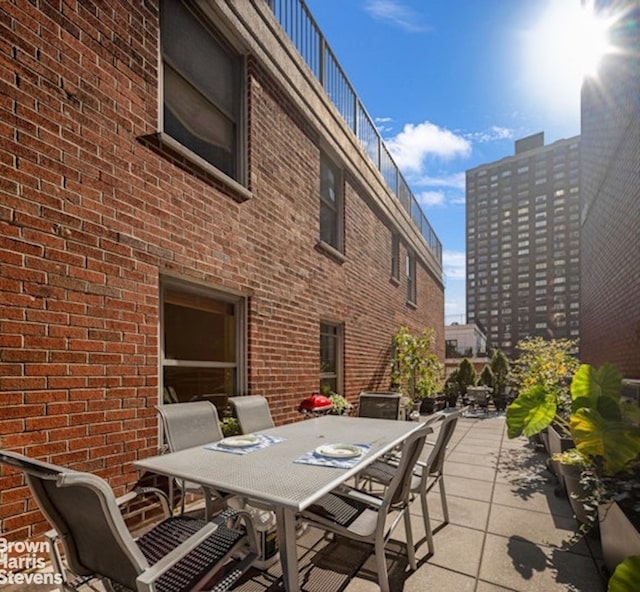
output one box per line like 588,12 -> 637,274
478,365 -> 495,390
444,369 -> 461,408
490,349 -> 511,410
456,357 -> 477,401
391,326 -> 442,413
505,337 -> 580,440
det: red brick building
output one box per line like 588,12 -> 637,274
580,0 -> 640,379
0,0 -> 444,538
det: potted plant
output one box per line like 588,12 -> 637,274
568,363 -> 640,575
444,370 -> 461,408
391,326 -> 442,414
551,447 -> 595,526
456,357 -> 477,403
505,337 -> 580,445
327,392 -> 352,416
490,349 -> 510,411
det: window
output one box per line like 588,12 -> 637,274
161,0 -> 243,181
320,322 -> 343,395
391,233 -> 400,281
406,251 -> 416,304
161,280 -> 246,406
319,153 -> 343,251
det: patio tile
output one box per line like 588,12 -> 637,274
491,481 -> 574,519
479,533 -> 606,592
442,474 -> 495,503
447,450 -> 500,468
418,524 -> 485,575
421,493 -> 491,531
487,503 -> 584,550
445,460 -> 498,482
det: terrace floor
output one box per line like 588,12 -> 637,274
12,413 -> 608,592
234,412 -> 607,592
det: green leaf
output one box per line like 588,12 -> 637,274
608,556 -> 640,592
571,363 -> 622,404
506,385 -> 556,439
571,408 -> 640,475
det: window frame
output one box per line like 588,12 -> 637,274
406,250 -> 417,305
318,151 -> 344,255
319,321 -> 344,396
390,232 -> 400,283
160,277 -> 247,405
159,0 -> 248,192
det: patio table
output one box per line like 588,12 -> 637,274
134,414 -> 426,592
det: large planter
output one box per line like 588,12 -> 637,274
419,397 -> 435,414
557,462 -> 590,525
599,500 -> 640,575
547,423 -> 574,487
492,394 -> 507,412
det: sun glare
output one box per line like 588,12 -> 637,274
524,0 -> 612,116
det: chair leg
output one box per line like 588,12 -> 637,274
420,490 -> 435,555
439,476 -> 449,525
168,478 -> 176,516
374,534 -> 390,592
403,508 -> 417,571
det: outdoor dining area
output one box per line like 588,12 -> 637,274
0,393 -> 607,592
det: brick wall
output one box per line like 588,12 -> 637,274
580,5 -> 640,378
0,1 -> 443,539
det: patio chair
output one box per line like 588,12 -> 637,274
0,449 -> 258,592
228,395 -> 275,434
155,401 -> 228,520
357,408 -> 462,555
300,422 -> 433,592
357,391 -> 402,420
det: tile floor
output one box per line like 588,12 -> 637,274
235,412 -> 607,592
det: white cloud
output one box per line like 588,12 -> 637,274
443,250 -> 466,280
417,191 -> 445,207
364,0 -> 430,33
385,121 -> 471,173
416,171 -> 466,190
466,125 -> 515,143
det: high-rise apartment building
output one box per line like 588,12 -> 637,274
466,133 -> 581,358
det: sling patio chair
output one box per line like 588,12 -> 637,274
356,408 -> 462,556
0,449 -> 258,592
300,422 -> 433,592
155,401 -> 229,520
228,395 -> 275,434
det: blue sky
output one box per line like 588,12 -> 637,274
305,0 -> 588,323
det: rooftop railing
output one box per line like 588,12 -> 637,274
265,0 -> 442,265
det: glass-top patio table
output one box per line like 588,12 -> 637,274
134,414 -> 427,592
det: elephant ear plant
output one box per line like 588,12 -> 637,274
570,363 -> 640,476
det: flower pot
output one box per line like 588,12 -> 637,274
419,398 -> 435,414
557,462 -> 591,525
492,395 -> 507,412
599,500 -> 640,575
547,423 -> 574,485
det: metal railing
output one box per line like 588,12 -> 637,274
265,0 -> 442,264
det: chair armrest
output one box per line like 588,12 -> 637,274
115,486 -> 171,518
340,487 -> 384,509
